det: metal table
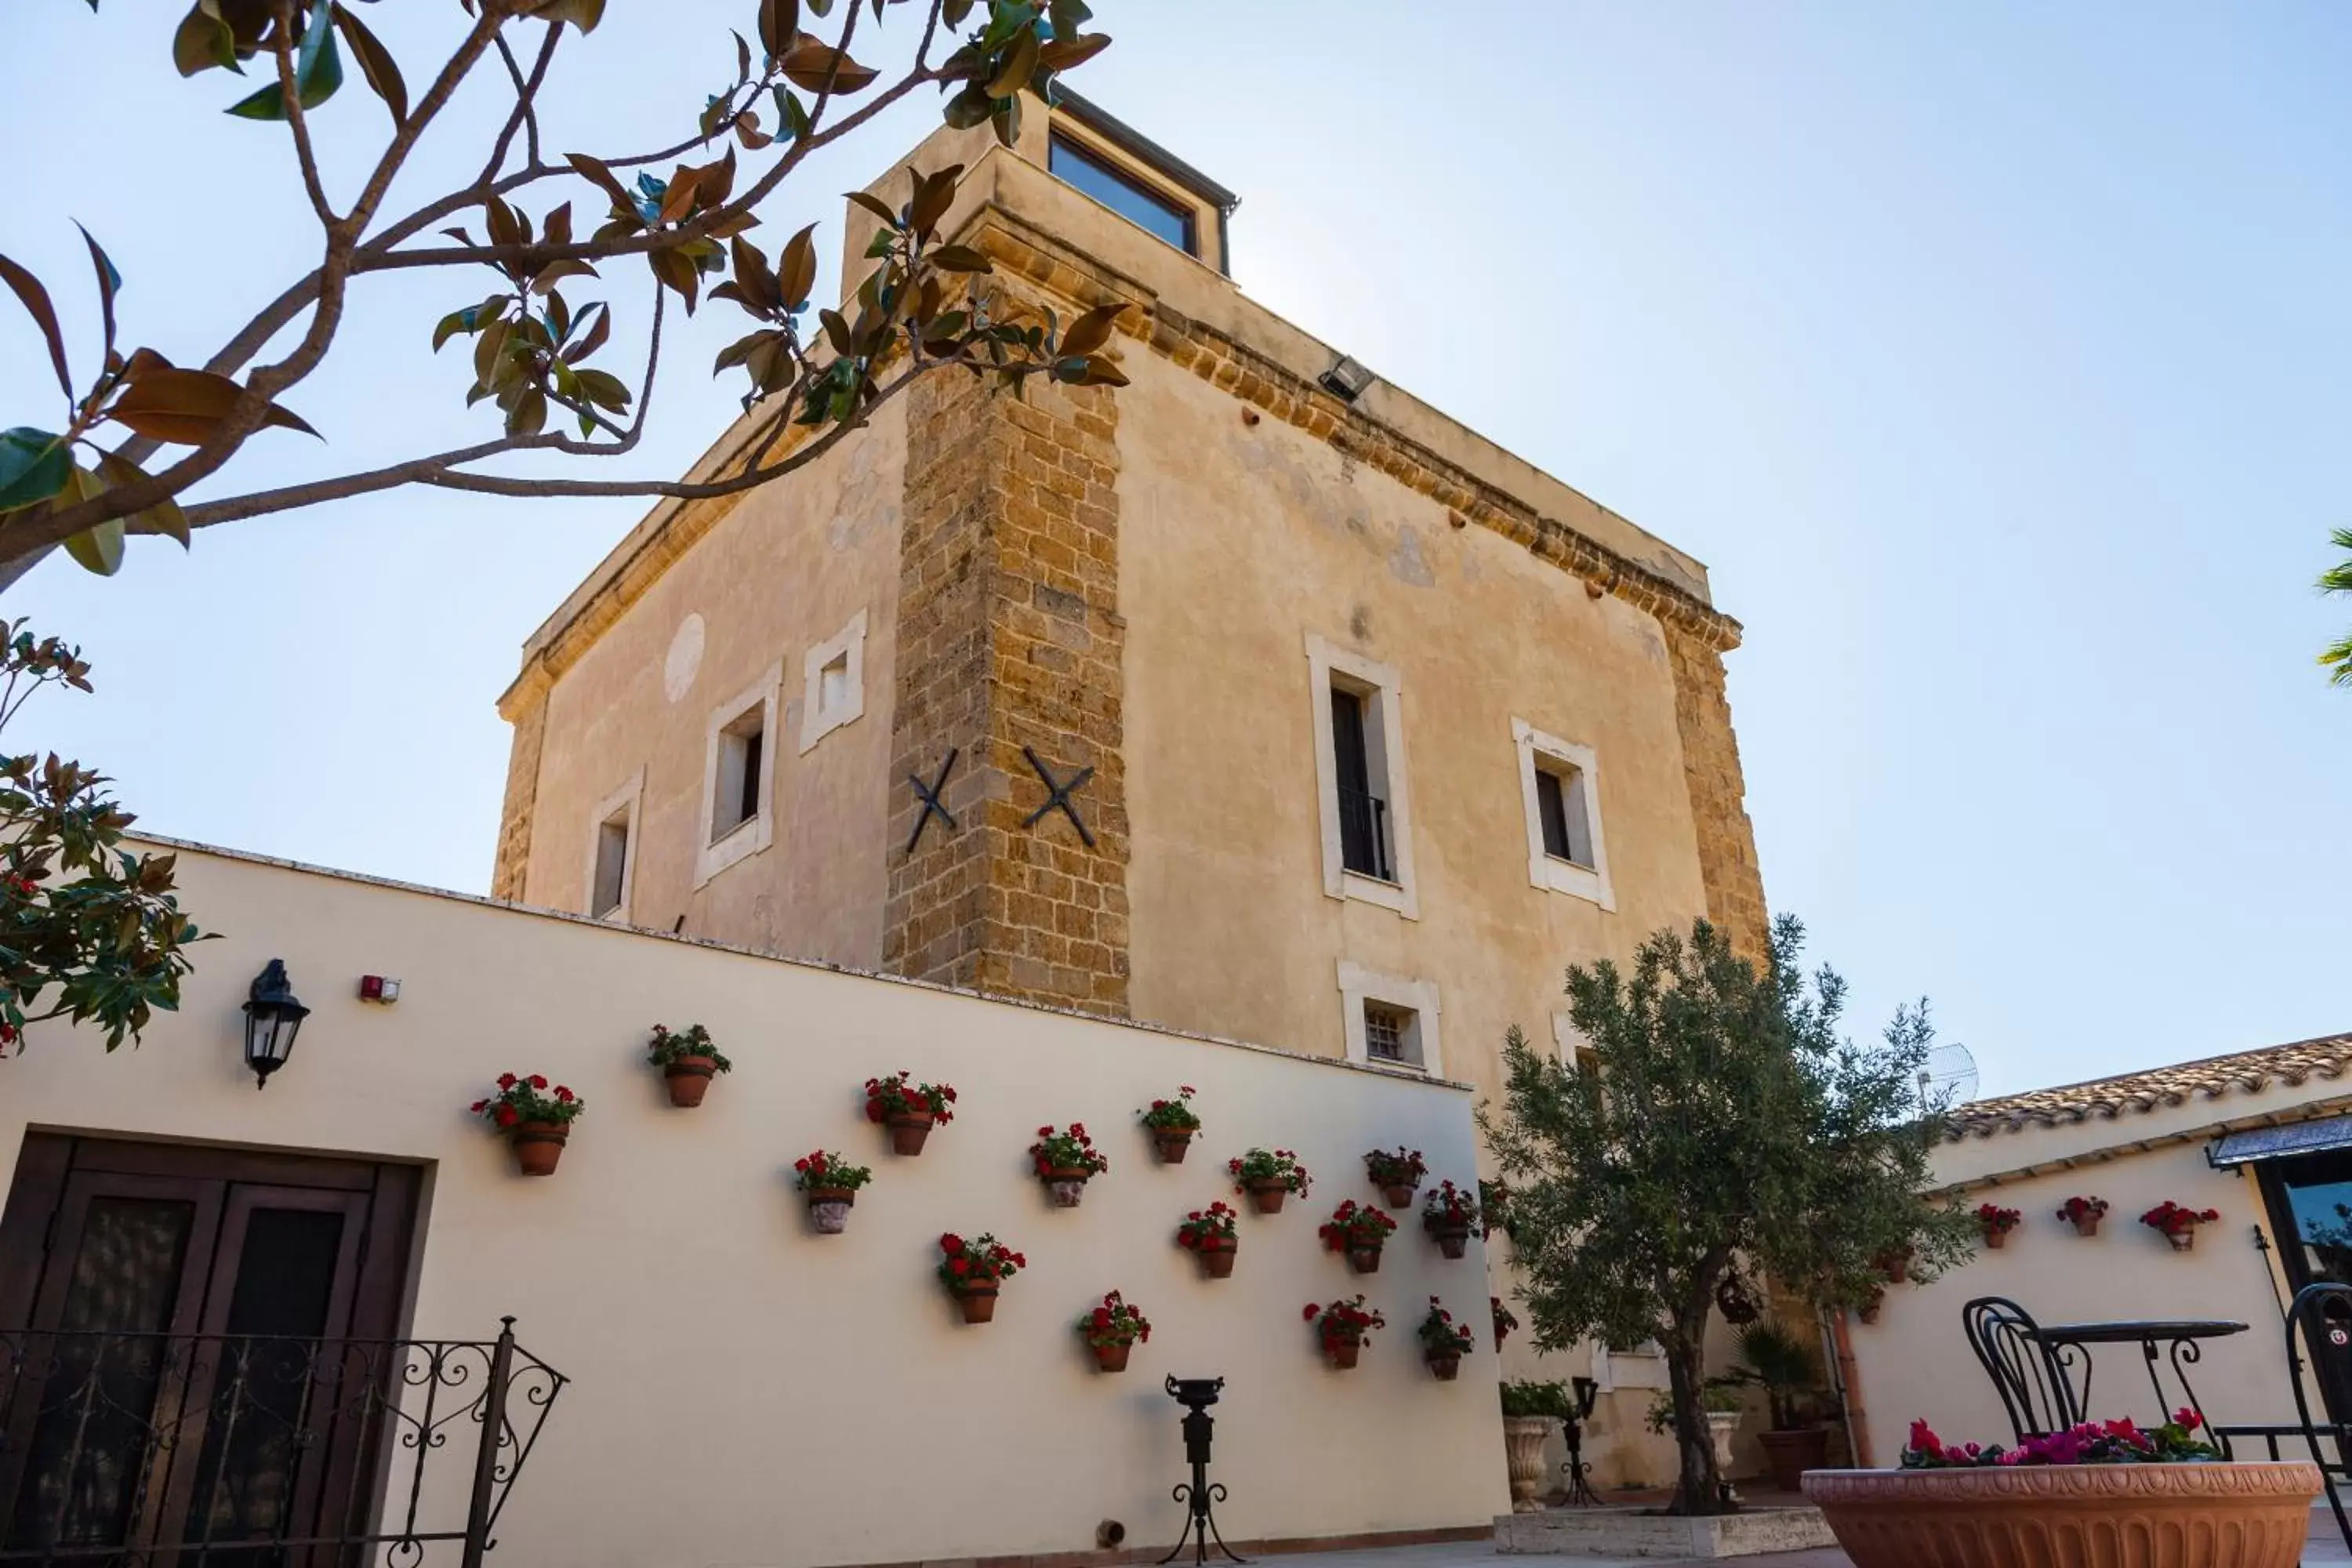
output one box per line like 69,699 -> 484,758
2028,1318 -> 2248,1428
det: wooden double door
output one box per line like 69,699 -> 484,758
0,1134 -> 420,1563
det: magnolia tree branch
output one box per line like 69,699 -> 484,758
0,0 -> 1119,577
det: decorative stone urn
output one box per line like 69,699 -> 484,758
1503,1416 -> 1555,1512
1706,1410 -> 1742,1475
1803,1461 -> 2321,1568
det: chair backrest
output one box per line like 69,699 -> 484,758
1961,1295 -> 2081,1442
2284,1282 -> 2352,1548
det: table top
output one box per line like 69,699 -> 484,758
2031,1319 -> 2250,1344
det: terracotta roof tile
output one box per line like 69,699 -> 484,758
1947,1032 -> 2352,1140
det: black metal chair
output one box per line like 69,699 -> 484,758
2210,1281 -> 2352,1554
1961,1295 -> 2083,1442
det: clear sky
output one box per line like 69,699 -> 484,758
3,3 -> 2346,1098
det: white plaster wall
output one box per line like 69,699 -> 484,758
0,844 -> 1508,1568
1849,1137 -> 2310,1455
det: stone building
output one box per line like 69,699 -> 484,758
492,89 -> 1766,1098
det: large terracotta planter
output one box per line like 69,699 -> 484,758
1195,1241 -> 1236,1279
953,1286 -> 997,1324
1042,1168 -> 1092,1208
510,1122 -> 568,1177
1245,1179 -> 1289,1214
887,1112 -> 934,1156
1759,1427 -> 1831,1493
662,1056 -> 718,1108
1093,1341 -> 1131,1374
1152,1131 -> 1193,1164
1803,1461 -> 2321,1568
1503,1415 -> 1555,1512
805,1188 -> 855,1235
1346,1244 -> 1383,1275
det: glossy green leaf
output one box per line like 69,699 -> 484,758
62,517 -> 126,577
225,0 -> 344,119
0,429 -> 71,513
172,5 -> 242,77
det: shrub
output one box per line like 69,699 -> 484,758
1175,1202 -> 1240,1250
1077,1290 -> 1151,1348
470,1073 -> 583,1128
937,1232 -> 1024,1291
1317,1200 -> 1399,1252
791,1149 -> 872,1192
1229,1147 -> 1311,1196
1031,1123 -> 1110,1178
1138,1086 -> 1203,1134
866,1072 -> 956,1123
1418,1298 -> 1476,1357
646,1022 -> 732,1072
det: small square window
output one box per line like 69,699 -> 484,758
799,609 -> 868,754
1364,1002 -> 1415,1066
818,653 -> 851,714
712,706 -> 764,844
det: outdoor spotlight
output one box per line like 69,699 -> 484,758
1317,354 -> 1375,403
241,959 -> 310,1089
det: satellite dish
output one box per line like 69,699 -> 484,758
1918,1041 -> 1981,1107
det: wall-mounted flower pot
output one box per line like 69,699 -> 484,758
1346,1245 -> 1383,1276
953,1287 -> 998,1325
1042,1169 -> 1092,1209
805,1188 -> 855,1235
1094,1341 -> 1131,1374
1152,1131 -> 1194,1165
510,1123 -> 568,1178
663,1055 -> 719,1109
1425,1352 -> 1461,1382
1379,1182 -> 1418,1209
1981,1227 -> 2009,1250
1196,1242 -> 1236,1279
2165,1229 -> 2196,1252
887,1112 -> 935,1156
1246,1180 -> 1289,1215
1324,1338 -> 1361,1370
1428,1222 -> 1472,1261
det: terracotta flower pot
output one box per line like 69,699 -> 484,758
953,1286 -> 998,1324
1430,1223 -> 1471,1260
2067,1213 -> 2103,1236
1425,1352 -> 1461,1381
1043,1169 -> 1091,1208
1323,1337 -> 1360,1370
2165,1229 -> 2196,1252
1152,1131 -> 1193,1164
1759,1427 -> 1831,1493
662,1056 -> 718,1108
1380,1181 -> 1417,1209
1245,1179 -> 1288,1214
1982,1227 -> 2008,1250
510,1122 -> 568,1177
1197,1241 -> 1236,1279
805,1188 -> 855,1235
1803,1461 -> 2321,1568
887,1112 -> 934,1156
1346,1244 -> 1383,1275
1093,1341 -> 1132,1374
1858,1294 -> 1884,1325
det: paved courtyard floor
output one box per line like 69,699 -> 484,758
1262,1505 -> 2352,1568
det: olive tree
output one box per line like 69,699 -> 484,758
2322,527 -> 2352,686
1478,915 -> 1970,1515
0,0 -> 1122,578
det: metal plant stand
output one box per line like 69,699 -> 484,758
1560,1375 -> 1602,1507
1160,1376 -> 1246,1565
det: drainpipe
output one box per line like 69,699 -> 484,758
1825,1309 -> 1875,1468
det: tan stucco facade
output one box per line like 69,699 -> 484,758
489,96 -> 1771,1485
2,843 -> 1507,1566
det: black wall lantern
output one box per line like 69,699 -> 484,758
241,959 -> 310,1089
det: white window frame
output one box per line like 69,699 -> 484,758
1514,718 -> 1614,910
1307,633 -> 1418,920
695,661 -> 781,887
797,608 -> 869,755
1551,1012 -> 1601,1077
1338,960 -> 1442,1076
583,768 -> 643,924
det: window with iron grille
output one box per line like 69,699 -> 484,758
1364,1002 -> 1414,1066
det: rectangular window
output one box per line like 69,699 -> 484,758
799,609 -> 869,754
1364,1003 -> 1412,1065
591,815 -> 629,919
1330,684 -> 1393,881
1049,134 -> 1196,256
1339,961 -> 1440,1073
1514,719 -> 1614,909
713,707 -> 764,843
